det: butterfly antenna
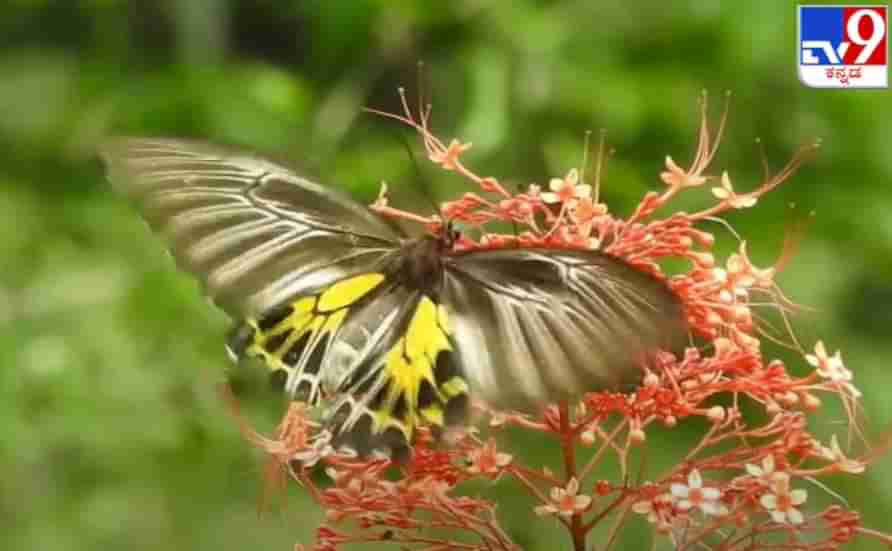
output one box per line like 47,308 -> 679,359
579,130 -> 592,185
579,129 -> 609,204
416,60 -> 426,127
397,131 -> 440,215
593,128 -> 608,204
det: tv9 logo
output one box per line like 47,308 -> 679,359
798,5 -> 888,88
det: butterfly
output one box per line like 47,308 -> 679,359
100,138 -> 687,460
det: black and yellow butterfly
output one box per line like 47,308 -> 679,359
101,138 -> 686,459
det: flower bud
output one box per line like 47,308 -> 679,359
707,406 -> 726,423
802,392 -> 822,411
581,429 -> 597,446
643,371 -> 660,387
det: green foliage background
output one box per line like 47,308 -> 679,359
1,1 -> 890,549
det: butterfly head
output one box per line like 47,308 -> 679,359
436,219 -> 461,251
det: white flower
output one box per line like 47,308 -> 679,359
660,155 -> 707,188
632,493 -> 673,529
534,477 -> 592,518
540,169 -> 591,204
711,171 -> 757,208
745,455 -> 788,485
806,341 -> 861,398
817,435 -> 865,474
670,470 -> 728,516
760,477 -> 807,525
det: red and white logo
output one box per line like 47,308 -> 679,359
799,5 -> 888,89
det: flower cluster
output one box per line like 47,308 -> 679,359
230,90 -> 889,550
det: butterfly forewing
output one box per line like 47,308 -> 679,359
444,248 -> 687,411
100,138 -> 401,316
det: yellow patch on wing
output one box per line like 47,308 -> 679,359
242,273 -> 385,402
317,273 -> 384,312
367,296 -> 466,442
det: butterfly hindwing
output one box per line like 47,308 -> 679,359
227,273 -> 468,457
323,290 -> 468,458
443,247 -> 687,411
227,273 -> 389,405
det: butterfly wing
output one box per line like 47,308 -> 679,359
102,138 -> 459,457
100,138 -> 402,317
321,286 -> 465,459
443,247 -> 687,411
228,275 -> 463,459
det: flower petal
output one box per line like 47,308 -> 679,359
711,186 -> 731,199
701,487 -> 720,500
701,501 -> 728,516
671,483 -> 689,498
687,470 -> 703,489
787,508 -> 804,525
632,501 -> 653,514
760,494 -> 777,509
790,489 -> 807,506
745,464 -> 763,477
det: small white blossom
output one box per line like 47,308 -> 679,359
660,155 -> 707,188
534,477 -> 592,518
817,435 -> 865,474
712,171 -> 757,208
760,477 -> 807,525
540,169 -> 591,204
632,493 -> 673,530
745,455 -> 787,485
670,470 -> 728,516
806,341 -> 861,398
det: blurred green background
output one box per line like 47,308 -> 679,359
1,1 -> 891,549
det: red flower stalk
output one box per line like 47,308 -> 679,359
234,90 -> 888,550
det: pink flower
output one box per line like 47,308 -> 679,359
540,169 -> 591,204
670,470 -> 728,516
570,196 -> 607,224
535,478 -> 592,518
466,438 -> 512,479
430,139 -> 472,171
660,155 -> 707,188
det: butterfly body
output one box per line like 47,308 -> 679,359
101,138 -> 686,458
